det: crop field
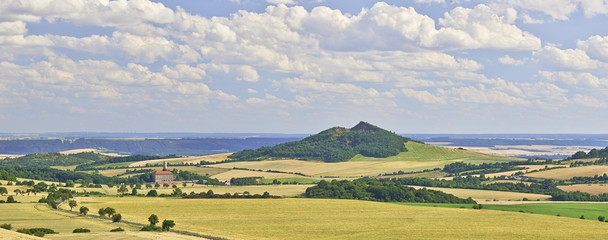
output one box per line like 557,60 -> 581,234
0,203 -> 200,239
97,184 -> 312,197
128,153 -> 231,167
407,186 -> 551,201
558,184 -> 608,195
210,169 -> 311,181
377,170 -> 446,179
98,166 -> 230,177
76,197 -> 608,239
525,165 -> 608,180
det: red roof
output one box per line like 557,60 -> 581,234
153,171 -> 173,175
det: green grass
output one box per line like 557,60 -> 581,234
78,197 -> 608,239
351,141 -> 519,162
396,202 -> 608,221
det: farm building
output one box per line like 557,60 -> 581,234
152,161 -> 174,183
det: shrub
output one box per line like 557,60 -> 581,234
599,216 -> 606,222
72,228 -> 91,233
147,190 -> 158,197
17,228 -> 57,237
112,213 -> 122,223
0,223 -> 12,230
110,227 -> 124,232
141,225 -> 162,231
580,215 -> 585,219
6,196 -> 17,203
162,219 -> 175,231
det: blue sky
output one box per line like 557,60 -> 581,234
2,0 -> 608,134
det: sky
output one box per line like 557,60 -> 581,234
2,0 -> 608,134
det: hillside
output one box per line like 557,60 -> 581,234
228,122 -> 414,162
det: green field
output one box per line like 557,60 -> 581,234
398,202 -> 608,221
75,197 -> 608,239
351,141 -> 519,162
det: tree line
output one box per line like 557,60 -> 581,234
304,178 -> 476,204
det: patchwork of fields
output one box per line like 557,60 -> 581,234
74,197 -> 608,240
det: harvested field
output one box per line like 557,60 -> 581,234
78,197 -> 608,240
558,184 -> 608,195
128,153 -> 231,167
210,169 -> 310,181
98,166 -> 230,177
525,165 -> 608,180
138,184 -> 312,197
0,203 -> 200,240
408,186 -> 551,202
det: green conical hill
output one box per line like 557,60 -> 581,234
228,122 -> 415,162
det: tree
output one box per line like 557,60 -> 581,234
131,188 -> 138,195
105,207 -> 116,217
65,180 -> 75,187
118,185 -> 128,195
80,206 -> 89,215
6,196 -> 17,203
147,190 -> 158,197
68,200 -> 78,211
206,190 -> 214,196
148,214 -> 159,226
162,219 -> 175,231
599,216 -> 605,222
14,189 -> 21,196
98,208 -> 106,217
112,213 -> 122,223
0,187 -> 7,195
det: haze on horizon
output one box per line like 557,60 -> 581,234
2,0 -> 608,134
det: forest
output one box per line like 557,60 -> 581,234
229,122 -> 414,162
305,178 -> 476,203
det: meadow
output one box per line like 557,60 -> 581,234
74,197 -> 608,240
397,202 -> 608,220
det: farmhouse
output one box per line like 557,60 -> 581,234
152,161 -> 174,183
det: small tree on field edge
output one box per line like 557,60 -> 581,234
68,200 -> 78,211
112,213 -> 122,223
599,216 -> 605,222
162,219 -> 175,231
80,206 -> 89,215
148,214 -> 159,226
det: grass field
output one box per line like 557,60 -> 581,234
525,165 -> 608,180
0,203 -> 200,239
351,141 -> 518,162
76,197 -> 608,239
558,184 -> 608,195
396,202 -> 608,220
407,186 -> 551,201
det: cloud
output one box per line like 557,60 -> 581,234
498,55 -> 525,65
534,45 -> 600,70
577,35 -> 608,62
538,71 -> 608,89
267,0 -> 297,5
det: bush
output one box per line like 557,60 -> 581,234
140,225 -> 162,231
6,196 -> 17,203
146,190 -> 158,197
110,227 -> 124,232
0,223 -> 12,230
17,228 -> 57,237
580,215 -> 585,219
72,228 -> 91,233
112,213 -> 122,223
599,216 -> 606,222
